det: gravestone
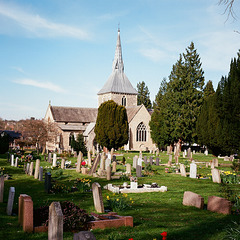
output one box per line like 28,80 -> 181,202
107,166 -> 111,180
100,153 -> 105,170
156,157 -> 159,166
136,165 -> 142,178
224,156 -> 230,161
213,158 -> 218,167
193,150 -> 196,154
112,155 -> 116,162
126,163 -> 131,175
89,154 -> 101,175
187,148 -> 191,158
133,156 -> 138,169
205,149 -> 208,155
45,172 -> 52,193
29,162 -> 34,176
52,153 -> 57,167
39,167 -> 43,181
137,157 -> 142,167
211,168 -> 221,183
110,148 -> 114,160
174,156 -> 179,164
76,152 -> 83,173
105,158 -> 111,170
6,187 -> 15,215
0,175 -> 4,202
88,151 -> 91,166
26,163 -> 30,174
207,196 -> 232,214
184,149 -> 187,156
180,164 -> 187,177
143,156 -> 147,165
182,152 -> 185,158
190,161 -> 197,178
130,181 -> 138,189
74,151 -> 77,158
22,197 -> 33,232
73,231 -> 96,240
112,161 -> 117,172
48,153 -> 52,163
92,182 -> 104,213
229,155 -> 234,161
92,147 -> 95,157
11,154 -> 14,166
48,202 -> 63,240
169,155 -> 172,162
149,156 -> 153,165
15,157 -> 19,167
18,194 -> 32,226
61,159 -> 65,169
167,146 -> 170,154
34,159 -> 40,179
183,191 -> 204,209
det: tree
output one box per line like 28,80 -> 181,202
219,0 -> 236,20
204,80 -> 215,98
137,81 -> 152,109
70,133 -> 87,156
94,100 -> 128,150
150,42 -> 205,148
0,132 -> 10,154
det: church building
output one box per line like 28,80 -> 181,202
44,29 -> 156,152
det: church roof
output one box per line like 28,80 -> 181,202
126,105 -> 142,122
50,106 -> 98,123
98,29 -> 137,95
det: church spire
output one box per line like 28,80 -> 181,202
112,28 -> 124,73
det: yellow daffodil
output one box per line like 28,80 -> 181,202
116,198 -> 119,201
107,196 -> 110,200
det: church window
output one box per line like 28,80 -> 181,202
136,122 -> 147,142
122,96 -> 126,106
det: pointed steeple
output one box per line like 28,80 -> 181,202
112,28 -> 124,73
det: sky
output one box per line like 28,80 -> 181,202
0,0 -> 239,120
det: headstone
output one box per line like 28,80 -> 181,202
174,156 -> 179,164
73,231 -> 96,240
182,191 -> 204,209
0,176 -> 4,203
48,202 -> 63,240
213,158 -> 218,167
105,158 -> 111,170
92,182 -> 104,213
22,197 -> 33,232
149,156 -> 153,165
156,157 -> 159,166
15,157 -> 19,167
183,152 -> 185,158
88,151 -> 91,166
74,151 -> 77,158
190,161 -> 197,179
110,148 -> 114,160
100,153 -> 105,170
167,146 -> 170,154
169,155 -> 172,162
167,160 -> 172,166
11,154 -> 14,166
29,162 -> 34,176
207,196 -> 232,214
61,159 -> 65,169
89,154 -> 101,175
193,150 -> 196,154
184,149 -> 187,156
126,163 -> 131,175
112,161 -> 117,172
137,158 -> 142,167
76,152 -> 83,173
205,149 -> 208,155
48,153 -> 52,163
106,166 -> 111,180
180,164 -> 187,177
39,167 -> 43,181
34,159 -> 40,179
229,155 -> 234,161
133,156 -> 138,169
112,155 -> 116,162
143,156 -> 147,165
26,163 -> 30,174
52,153 -> 57,167
136,165 -> 142,178
224,156 -> 230,161
18,194 -> 32,226
187,148 -> 191,158
45,172 -> 52,193
211,168 -> 221,183
6,187 -> 15,215
92,147 -> 95,157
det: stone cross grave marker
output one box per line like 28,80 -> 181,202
48,202 -> 63,240
15,157 -> 18,167
0,175 -> 4,203
39,167 -> 43,181
29,162 -> 34,176
52,153 -> 57,167
34,159 -> 40,179
73,231 -> 96,240
180,164 -> 187,177
92,182 -> 104,213
6,187 -> 15,215
211,168 -> 221,183
45,172 -> 52,193
190,161 -> 197,178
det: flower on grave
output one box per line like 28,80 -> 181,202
116,198 -> 119,201
161,231 -> 167,240
81,161 -> 86,166
106,196 -> 110,200
129,238 -> 134,240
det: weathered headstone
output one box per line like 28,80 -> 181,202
48,202 -> 63,240
26,163 -> 30,174
73,231 -> 96,240
207,196 -> 232,214
22,197 -> 33,232
29,162 -> 34,176
0,175 -> 4,203
213,158 -> 218,167
180,164 -> 187,177
45,172 -> 52,193
18,194 -> 32,226
39,167 -> 43,181
112,161 -> 117,172
182,152 -> 186,158
187,148 -> 191,158
105,158 -> 111,170
92,182 -> 104,213
169,155 -> 172,162
92,147 -> 95,157
133,156 -> 138,169
149,156 -> 153,165
126,163 -> 131,175
183,191 -> 204,209
74,151 -> 77,158
61,159 -> 65,169
143,156 -> 147,165
174,156 -> 179,164
76,152 -> 83,173
167,146 -> 170,154
6,187 -> 15,215
88,151 -> 91,166
52,153 -> 57,167
89,154 -> 101,175
100,153 -> 105,170
136,165 -> 142,178
11,154 -> 14,166
211,168 -> 221,183
106,166 -> 111,180
34,159 -> 40,179
156,157 -> 159,166
48,153 -> 52,163
190,161 -> 197,179
130,181 -> 138,189
15,157 -> 19,167
204,149 -> 208,155
137,158 -> 142,167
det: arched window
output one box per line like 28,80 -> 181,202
136,122 -> 147,142
122,96 -> 126,106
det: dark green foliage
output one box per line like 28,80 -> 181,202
94,100 -> 128,151
0,133 -> 9,154
70,133 -> 87,156
150,42 -> 205,147
204,80 -> 215,98
137,81 -> 152,108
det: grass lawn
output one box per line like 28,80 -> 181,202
0,151 -> 239,240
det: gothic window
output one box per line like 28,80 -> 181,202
122,96 -> 126,106
136,122 -> 147,142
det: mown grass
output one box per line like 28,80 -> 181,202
0,152 -> 239,240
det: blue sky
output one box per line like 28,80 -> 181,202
0,0 -> 239,120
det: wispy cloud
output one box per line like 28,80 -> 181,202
11,66 -> 26,74
13,78 -> 66,93
0,2 -> 89,39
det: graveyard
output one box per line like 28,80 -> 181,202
0,150 -> 239,240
